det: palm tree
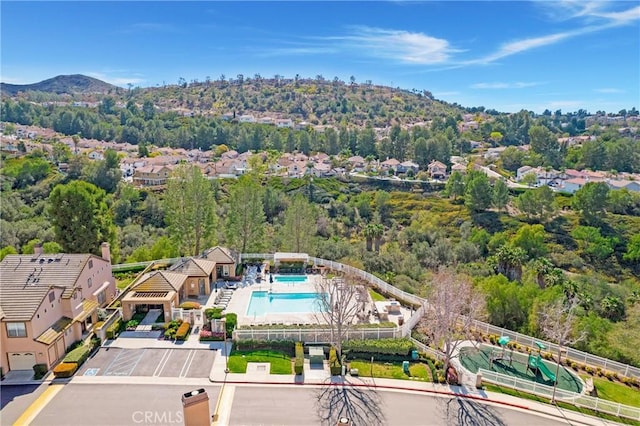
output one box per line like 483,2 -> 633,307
489,245 -> 526,281
372,224 -> 384,252
363,224 -> 375,252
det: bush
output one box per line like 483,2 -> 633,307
94,321 -> 105,330
175,322 -> 191,341
205,308 -> 224,320
106,319 -> 122,339
234,340 -> 295,356
33,363 -> 48,380
342,338 -> 415,356
63,345 -> 91,366
199,330 -> 225,341
179,301 -> 201,310
295,342 -> 304,375
224,313 -> 237,335
53,362 -> 77,378
126,319 -> 140,330
329,347 -> 341,376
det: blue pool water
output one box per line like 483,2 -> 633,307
246,291 -> 327,316
274,275 -> 308,283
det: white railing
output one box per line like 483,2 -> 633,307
479,368 -> 640,421
471,321 -> 640,379
111,257 -> 184,272
234,327 -> 402,342
410,337 -> 445,361
97,308 -> 122,342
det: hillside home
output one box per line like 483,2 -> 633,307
347,156 -> 366,172
427,160 -> 448,180
380,158 -> 400,173
132,164 -> 175,187
0,243 -> 116,373
398,160 -> 419,174
560,178 -> 588,194
238,114 -> 256,123
201,246 -> 238,279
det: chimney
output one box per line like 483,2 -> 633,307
101,242 -> 111,263
34,243 -> 43,256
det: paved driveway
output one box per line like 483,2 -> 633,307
77,348 -> 215,378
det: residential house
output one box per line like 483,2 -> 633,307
608,180 -> 640,193
427,160 -> 448,180
258,117 -> 275,125
380,158 -> 400,173
238,115 -> 256,123
397,160 -> 419,174
87,150 -> 104,161
311,162 -> 335,178
132,165 -> 175,187
451,163 -> 467,174
347,156 -> 366,172
276,119 -> 294,128
0,243 -> 116,373
560,177 -> 588,194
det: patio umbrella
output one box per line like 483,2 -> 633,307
498,336 -> 510,346
269,274 -> 273,284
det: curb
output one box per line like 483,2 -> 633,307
208,378 -> 530,411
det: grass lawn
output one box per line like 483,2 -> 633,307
115,273 -> 137,290
484,384 -> 640,426
583,376 -> 640,408
349,360 -> 431,381
228,350 -> 292,374
369,289 -> 386,302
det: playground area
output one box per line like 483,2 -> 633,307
459,343 -> 583,394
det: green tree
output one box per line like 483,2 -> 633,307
623,234 -> 640,262
48,180 -> 114,254
500,146 -> 525,172
529,125 -> 562,167
571,226 -> 616,261
510,224 -> 547,259
282,194 -> 317,253
600,296 -> 625,322
464,171 -> 492,212
225,174 -> 266,253
444,171 -> 465,201
164,164 -> 217,256
572,182 -> 610,225
488,245 -> 527,282
515,186 -> 556,222
0,246 -> 18,261
480,275 -> 539,331
492,179 -> 509,212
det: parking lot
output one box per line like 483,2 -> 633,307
77,348 -> 215,378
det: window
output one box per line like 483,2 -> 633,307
97,291 -> 106,305
7,322 -> 27,338
88,278 -> 92,288
88,259 -> 93,269
49,291 -> 55,302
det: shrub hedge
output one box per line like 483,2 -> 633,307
106,319 -> 122,339
234,340 -> 295,356
205,308 -> 224,320
224,313 -> 237,335
53,362 -> 77,378
179,301 -> 201,310
342,338 -> 415,356
175,322 -> 191,341
63,345 -> 91,365
295,342 -> 304,375
200,330 -> 225,341
33,363 -> 48,380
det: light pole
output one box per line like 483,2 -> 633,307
551,346 -> 567,404
221,318 -> 229,374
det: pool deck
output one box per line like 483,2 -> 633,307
217,273 -> 412,328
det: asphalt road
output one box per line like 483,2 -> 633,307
15,383 -> 571,426
0,384 -> 47,424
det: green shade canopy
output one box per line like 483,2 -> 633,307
535,341 -> 547,350
498,336 -> 510,346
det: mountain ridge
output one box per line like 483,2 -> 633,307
1,74 -> 120,96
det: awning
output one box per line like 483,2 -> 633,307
92,280 -> 112,297
35,317 -> 73,345
73,299 -> 99,323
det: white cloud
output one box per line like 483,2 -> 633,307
595,88 -> 624,94
337,26 -> 459,64
471,81 -> 542,90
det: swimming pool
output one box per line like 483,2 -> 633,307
273,275 -> 308,283
246,291 -> 327,316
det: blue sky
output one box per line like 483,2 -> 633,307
2,1 -> 639,113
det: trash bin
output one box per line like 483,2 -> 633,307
402,361 -> 410,374
411,350 -> 419,360
181,388 -> 210,426
398,315 -> 404,326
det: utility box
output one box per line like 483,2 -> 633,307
402,361 -> 410,374
181,388 -> 210,426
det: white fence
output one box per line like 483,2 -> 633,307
96,308 -> 122,342
111,257 -> 184,273
410,337 -> 445,361
479,368 -> 640,421
234,327 -> 402,342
